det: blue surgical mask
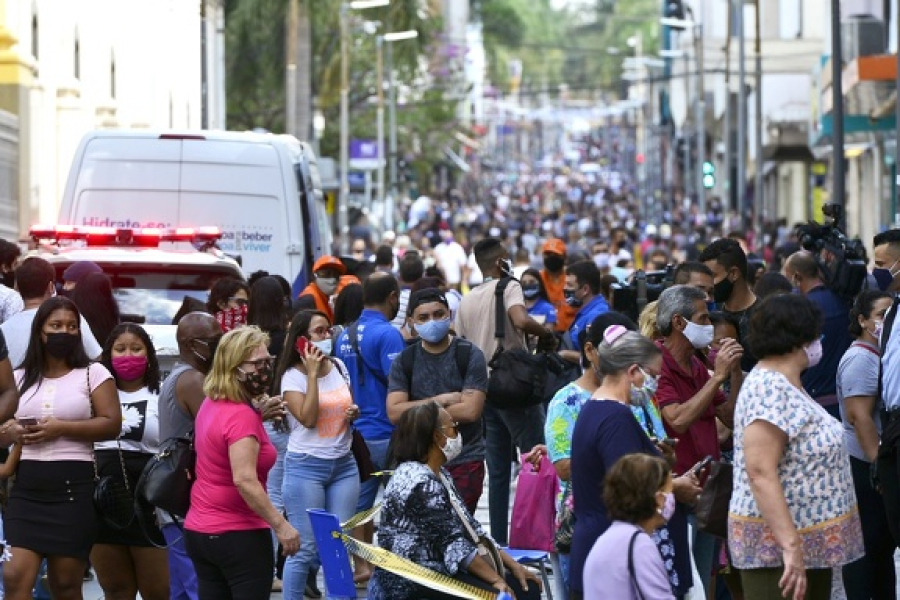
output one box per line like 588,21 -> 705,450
416,318 -> 452,344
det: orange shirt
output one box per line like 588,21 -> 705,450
541,269 -> 578,332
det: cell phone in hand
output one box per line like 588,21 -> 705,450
295,336 -> 311,356
18,417 -> 38,427
693,455 -> 714,476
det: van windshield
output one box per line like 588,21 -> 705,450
53,263 -> 241,325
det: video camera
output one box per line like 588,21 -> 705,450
611,266 -> 675,323
795,204 -> 867,302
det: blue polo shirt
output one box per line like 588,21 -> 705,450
801,286 -> 852,400
567,295 -> 609,349
335,309 -> 405,440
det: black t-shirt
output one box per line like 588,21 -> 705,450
724,300 -> 758,372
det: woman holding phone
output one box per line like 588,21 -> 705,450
3,297 -> 122,600
274,310 -> 360,599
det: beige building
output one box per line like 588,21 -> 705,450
0,0 -> 219,241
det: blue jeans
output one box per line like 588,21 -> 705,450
282,451 -> 360,599
483,403 -> 546,545
162,523 -> 199,600
265,422 -> 290,512
355,437 -> 390,512
688,513 -> 717,595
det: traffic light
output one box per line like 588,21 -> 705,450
702,161 -> 715,189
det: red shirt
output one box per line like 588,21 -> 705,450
656,342 -> 726,476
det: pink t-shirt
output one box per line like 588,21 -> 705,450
15,363 -> 113,462
185,398 -> 276,534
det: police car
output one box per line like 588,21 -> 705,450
30,225 -> 244,376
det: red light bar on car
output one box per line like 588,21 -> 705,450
29,225 -> 223,248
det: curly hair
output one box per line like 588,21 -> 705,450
101,323 -> 162,394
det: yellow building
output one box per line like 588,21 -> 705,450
0,0 -> 216,240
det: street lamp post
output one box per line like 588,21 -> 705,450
376,29 -> 417,233
339,0 -> 389,255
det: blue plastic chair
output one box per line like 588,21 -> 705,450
503,547 -> 554,600
307,508 -> 514,600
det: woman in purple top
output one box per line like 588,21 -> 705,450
584,453 -> 676,599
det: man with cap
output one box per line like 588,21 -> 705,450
386,287 -> 489,513
540,238 -> 578,333
298,256 -> 346,322
62,260 -> 102,291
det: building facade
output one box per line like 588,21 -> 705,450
0,0 -> 216,240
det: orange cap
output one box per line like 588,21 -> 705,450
542,238 -> 567,256
313,255 -> 347,276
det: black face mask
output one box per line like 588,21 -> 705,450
45,333 -> 80,359
239,363 -> 274,398
191,337 -> 221,372
713,276 -> 735,305
544,255 -> 565,273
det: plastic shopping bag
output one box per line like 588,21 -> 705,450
509,454 -> 559,552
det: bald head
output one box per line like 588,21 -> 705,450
177,312 -> 222,347
783,251 -> 821,293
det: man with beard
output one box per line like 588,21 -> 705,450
540,238 -> 578,334
157,312 -> 224,600
700,238 -> 758,371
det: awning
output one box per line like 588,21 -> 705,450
763,144 -> 814,162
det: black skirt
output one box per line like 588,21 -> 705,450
6,460 -> 97,560
94,449 -> 165,547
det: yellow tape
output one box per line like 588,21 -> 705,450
340,533 -> 498,600
341,503 -> 382,530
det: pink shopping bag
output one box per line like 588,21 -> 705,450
509,454 -> 559,552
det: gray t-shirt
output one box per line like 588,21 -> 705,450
158,362 -> 196,441
836,341 -> 880,462
387,338 -> 489,466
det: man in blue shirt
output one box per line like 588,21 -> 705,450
561,260 -> 609,364
334,272 -> 404,585
783,250 -> 852,419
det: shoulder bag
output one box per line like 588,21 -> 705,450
486,278 -> 549,409
695,460 -> 733,539
90,365 -> 136,530
628,529 -> 646,600
332,357 -> 374,482
440,473 -> 505,578
135,432 -> 196,519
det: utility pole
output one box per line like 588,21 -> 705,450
695,22 -> 706,216
376,37 -> 385,213
830,0 -> 845,231
201,0 -> 208,129
754,0 -> 764,248
339,6 -> 350,254
723,0 -> 732,213
388,40 -> 398,210
737,0 -> 747,229
296,0 -> 312,142
286,0 -> 298,136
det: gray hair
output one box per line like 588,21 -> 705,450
596,330 -> 662,377
656,285 -> 707,336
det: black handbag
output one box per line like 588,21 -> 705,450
486,278 -> 548,408
135,433 -> 196,519
93,441 -> 135,530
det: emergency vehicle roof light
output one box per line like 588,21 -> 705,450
29,225 -> 223,248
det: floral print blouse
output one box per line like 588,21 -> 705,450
728,368 -> 864,569
367,461 -> 489,599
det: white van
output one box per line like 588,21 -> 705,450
58,130 -> 333,295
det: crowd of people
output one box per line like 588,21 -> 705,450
0,194 -> 896,600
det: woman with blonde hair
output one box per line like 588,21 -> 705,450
184,326 -> 300,600
639,300 -> 660,340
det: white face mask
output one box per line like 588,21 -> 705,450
312,338 -> 332,356
316,276 -> 338,296
804,338 -> 823,368
682,319 -> 714,349
440,431 -> 463,462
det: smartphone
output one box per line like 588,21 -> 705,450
295,336 -> 311,356
693,455 -> 714,476
18,417 -> 38,427
661,438 -> 678,447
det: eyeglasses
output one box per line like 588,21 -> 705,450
309,326 -> 334,338
229,297 -> 249,307
242,357 -> 275,370
440,421 -> 459,433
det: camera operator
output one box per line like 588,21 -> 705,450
782,251 -> 852,420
